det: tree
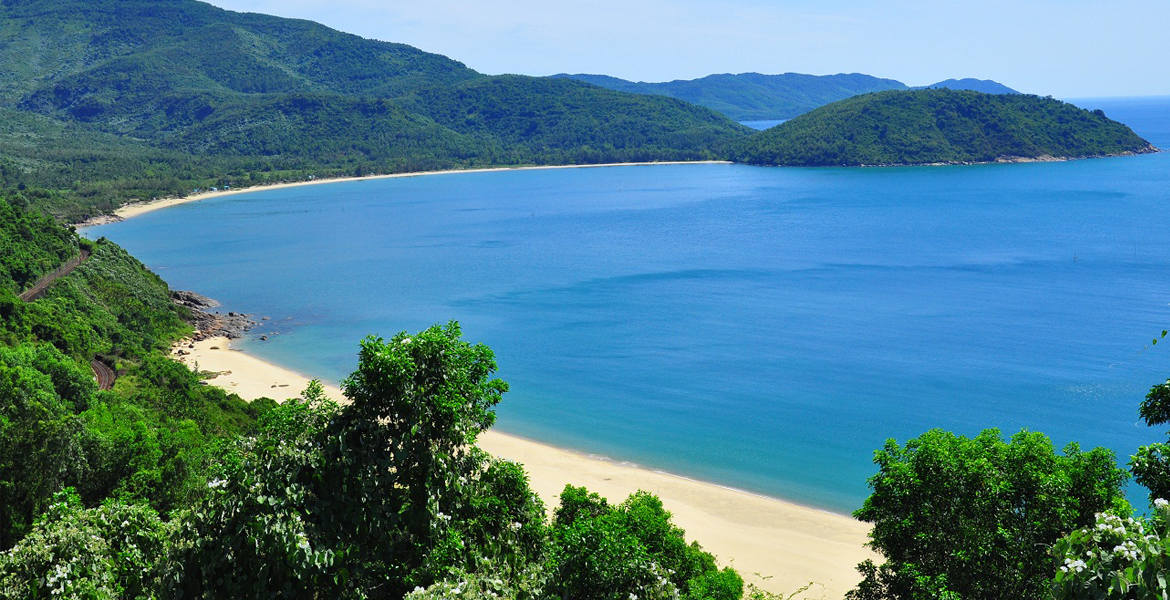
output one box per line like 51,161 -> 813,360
1130,378 -> 1170,504
172,324 -> 544,598
849,428 -> 1129,600
548,485 -> 743,600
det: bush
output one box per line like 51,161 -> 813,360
1049,500 -> 1170,599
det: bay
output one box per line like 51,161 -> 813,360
87,97 -> 1170,513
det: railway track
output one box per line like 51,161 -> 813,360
17,249 -> 115,389
18,250 -> 91,301
91,359 -> 115,391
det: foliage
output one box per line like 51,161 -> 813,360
740,89 -> 1154,166
167,393 -> 344,598
547,485 -> 743,600
0,488 -> 173,600
556,72 -> 909,121
849,428 -> 1130,600
1131,378 -> 1170,505
0,198 -> 263,551
1048,501 -> 1170,600
0,195 -> 78,291
920,79 -> 1020,94
172,328 -> 547,597
0,344 -> 91,549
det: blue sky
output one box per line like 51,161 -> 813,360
205,0 -> 1169,98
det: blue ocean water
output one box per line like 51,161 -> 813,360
88,97 -> 1170,514
741,119 -> 786,130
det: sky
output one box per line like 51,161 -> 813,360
203,0 -> 1169,98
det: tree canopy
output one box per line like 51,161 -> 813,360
849,428 -> 1129,600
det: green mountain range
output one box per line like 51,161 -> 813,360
0,0 -> 748,220
552,72 -> 908,121
916,78 -> 1020,94
738,89 -> 1155,167
551,73 -> 1023,121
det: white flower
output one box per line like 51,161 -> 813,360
1156,498 -> 1169,509
401,337 -> 412,344
208,478 -> 226,488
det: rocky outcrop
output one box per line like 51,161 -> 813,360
172,290 -> 257,340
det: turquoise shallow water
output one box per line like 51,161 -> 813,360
88,97 -> 1170,513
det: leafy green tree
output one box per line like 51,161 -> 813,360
849,428 -> 1129,600
548,485 -> 742,600
329,322 -> 512,593
1130,379 -> 1170,504
173,326 -> 545,598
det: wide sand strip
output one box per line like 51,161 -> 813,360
171,336 -> 877,598
85,161 -> 732,224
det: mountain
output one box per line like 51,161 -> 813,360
918,78 -> 1020,94
552,72 -> 908,121
739,89 -> 1155,167
0,0 -> 749,219
395,76 -> 745,163
0,0 -> 480,109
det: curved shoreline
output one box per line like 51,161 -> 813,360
75,161 -> 734,227
109,160 -> 874,596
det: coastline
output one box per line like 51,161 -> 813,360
172,336 -> 877,597
76,161 -> 733,227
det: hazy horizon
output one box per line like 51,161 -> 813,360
203,0 -> 1169,99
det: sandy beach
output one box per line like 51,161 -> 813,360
172,336 -> 878,597
82,161 -> 732,225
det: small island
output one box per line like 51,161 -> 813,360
738,89 -> 1157,167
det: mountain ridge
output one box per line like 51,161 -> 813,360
553,71 -> 909,120
552,72 -> 1023,121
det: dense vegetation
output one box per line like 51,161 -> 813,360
0,192 -> 268,553
554,72 -> 908,121
0,0 -> 749,221
739,89 -> 1155,167
849,430 -> 1129,600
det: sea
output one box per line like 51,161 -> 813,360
86,96 -> 1170,514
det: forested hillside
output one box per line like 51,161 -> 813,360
0,192 -> 268,553
0,0 -> 749,221
739,89 -> 1155,167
